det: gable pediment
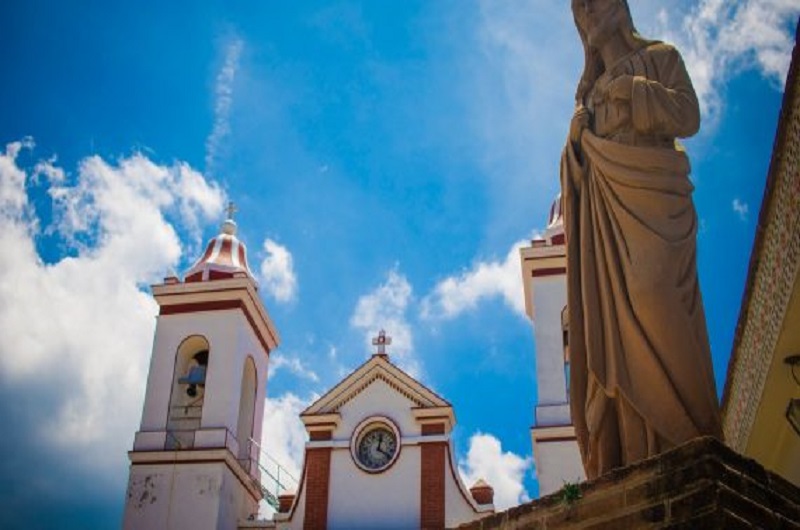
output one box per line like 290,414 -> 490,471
301,355 -> 450,418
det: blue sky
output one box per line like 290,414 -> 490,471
0,1 -> 797,527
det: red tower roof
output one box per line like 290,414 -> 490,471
184,218 -> 255,283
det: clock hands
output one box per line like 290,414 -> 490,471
376,433 -> 393,459
356,427 -> 397,470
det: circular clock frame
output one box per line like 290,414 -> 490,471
350,416 -> 402,474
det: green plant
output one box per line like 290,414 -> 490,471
560,481 -> 582,505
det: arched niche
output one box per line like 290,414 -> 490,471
236,356 -> 258,462
166,335 -> 210,448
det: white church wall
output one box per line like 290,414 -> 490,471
123,465 -> 173,529
530,276 -> 568,409
274,473 -> 306,530
138,316 -> 180,433
201,313 -> 239,430
444,445 -> 484,528
124,462 -> 232,530
251,349 -> 269,459
327,445 -> 421,529
326,377 -> 423,528
533,435 -> 585,496
335,379 -> 421,439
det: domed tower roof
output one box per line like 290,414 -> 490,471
185,204 -> 255,283
543,192 -> 564,243
546,192 -> 563,229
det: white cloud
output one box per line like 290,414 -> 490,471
45,152 -> 223,253
470,0 -> 799,194
205,36 -> 244,176
259,392 -> 310,519
0,138 -> 35,220
270,353 -> 319,382
259,238 -> 298,302
258,392 -> 310,518
458,432 -> 532,510
350,269 -> 417,375
650,0 -> 799,120
468,1 -> 577,230
422,239 -> 527,320
259,392 -> 309,482
732,198 -> 750,220
0,140 -> 224,480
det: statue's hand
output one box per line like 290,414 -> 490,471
570,105 -> 592,146
604,74 -> 634,102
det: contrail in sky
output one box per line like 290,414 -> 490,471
205,37 -> 243,177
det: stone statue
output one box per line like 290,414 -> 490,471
562,0 -> 722,479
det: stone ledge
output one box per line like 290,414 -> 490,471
457,437 -> 800,529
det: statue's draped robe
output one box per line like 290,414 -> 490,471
562,42 -> 722,479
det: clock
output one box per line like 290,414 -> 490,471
351,418 -> 400,473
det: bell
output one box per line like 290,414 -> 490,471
179,365 -> 207,386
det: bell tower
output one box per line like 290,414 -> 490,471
123,206 -> 280,529
519,194 -> 585,496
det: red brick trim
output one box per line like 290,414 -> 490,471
309,430 -> 332,441
470,484 -> 494,505
531,267 -> 566,278
304,447 -> 331,530
536,435 -> 577,443
278,493 -> 295,513
551,233 -> 566,245
421,423 -> 445,436
185,271 -> 203,282
420,442 -> 446,529
208,269 -> 235,281
160,300 -> 272,355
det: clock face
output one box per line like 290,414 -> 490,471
355,425 -> 398,472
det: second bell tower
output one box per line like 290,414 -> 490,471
519,194 -> 585,496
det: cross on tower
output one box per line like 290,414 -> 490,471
372,329 -> 392,356
225,201 -> 237,220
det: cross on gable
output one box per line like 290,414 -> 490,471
225,201 -> 237,220
372,329 -> 392,356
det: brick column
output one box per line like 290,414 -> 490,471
303,447 -> 331,530
420,442 -> 446,529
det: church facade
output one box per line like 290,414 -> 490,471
272,336 -> 494,529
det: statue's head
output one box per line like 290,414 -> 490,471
571,0 -> 651,102
572,0 -> 635,49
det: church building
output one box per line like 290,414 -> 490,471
122,210 -> 496,529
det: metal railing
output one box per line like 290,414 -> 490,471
239,437 -> 298,511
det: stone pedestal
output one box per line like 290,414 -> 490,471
458,437 -> 800,529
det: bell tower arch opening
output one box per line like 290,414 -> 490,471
167,335 -> 210,448
237,355 -> 258,463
